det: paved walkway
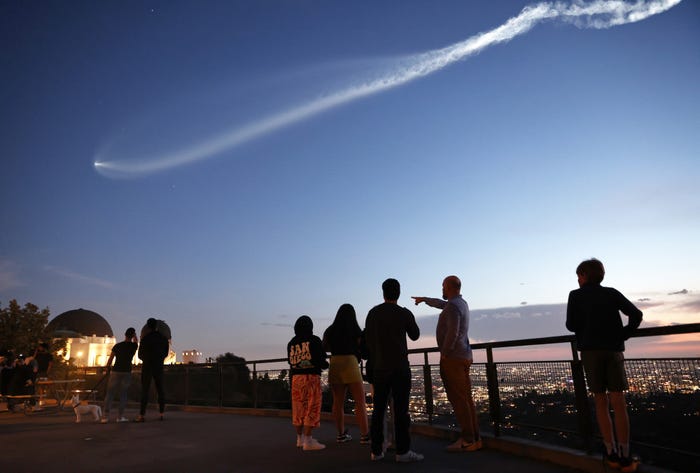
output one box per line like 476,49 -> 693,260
1,407 -> 590,473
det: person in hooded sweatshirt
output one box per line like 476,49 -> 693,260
287,315 -> 329,451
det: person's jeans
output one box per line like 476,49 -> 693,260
140,363 -> 165,415
104,371 -> 132,417
370,368 -> 412,455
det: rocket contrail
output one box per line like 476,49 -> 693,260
94,0 -> 681,178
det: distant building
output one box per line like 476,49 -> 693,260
182,349 -> 203,364
47,308 -> 177,367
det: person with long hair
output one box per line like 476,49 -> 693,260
323,303 -> 370,445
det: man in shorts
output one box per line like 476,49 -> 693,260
566,258 -> 643,472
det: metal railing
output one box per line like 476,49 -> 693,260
73,323 -> 700,472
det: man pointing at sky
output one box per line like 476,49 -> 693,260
413,275 -> 481,452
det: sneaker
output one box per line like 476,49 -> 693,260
360,434 -> 370,445
619,456 -> 640,473
303,438 -> 326,451
337,430 -> 352,443
370,452 -> 384,461
446,438 -> 482,452
604,449 -> 621,468
396,450 -> 424,462
133,416 -> 145,423
116,417 -> 129,423
100,417 -> 108,424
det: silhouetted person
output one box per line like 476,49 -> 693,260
102,327 -> 138,423
33,343 -> 53,379
323,303 -> 369,444
413,275 -> 481,452
364,278 -> 422,462
288,315 -> 328,451
566,258 -> 642,472
135,318 -> 168,422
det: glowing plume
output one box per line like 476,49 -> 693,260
94,0 -> 681,178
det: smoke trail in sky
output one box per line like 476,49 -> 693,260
94,0 -> 681,178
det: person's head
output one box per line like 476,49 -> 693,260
576,258 -> 605,286
331,303 -> 360,333
147,318 -> 158,331
442,275 -> 461,300
38,342 -> 49,352
382,278 -> 401,302
294,315 -> 313,336
125,327 -> 136,339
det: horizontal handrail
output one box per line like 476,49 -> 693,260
208,323 -> 700,366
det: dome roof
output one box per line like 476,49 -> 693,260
47,308 -> 114,337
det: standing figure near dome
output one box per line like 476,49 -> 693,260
135,318 -> 169,422
102,327 -> 138,423
33,343 -> 53,379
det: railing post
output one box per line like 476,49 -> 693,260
252,362 -> 258,409
184,365 -> 189,407
570,341 -> 593,453
423,352 -> 434,424
485,346 -> 502,437
218,363 -> 223,408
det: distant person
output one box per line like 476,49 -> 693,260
322,304 -> 370,444
364,278 -> 423,462
287,315 -> 329,451
413,275 -> 481,452
102,327 -> 138,423
7,355 -> 35,412
566,258 -> 643,473
135,318 -> 169,422
0,351 -> 16,399
33,343 -> 53,379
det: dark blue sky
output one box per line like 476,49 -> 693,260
2,1 -> 698,360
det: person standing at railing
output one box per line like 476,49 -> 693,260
413,275 -> 481,453
135,318 -> 169,422
365,278 -> 423,463
322,303 -> 370,445
288,315 -> 329,451
102,327 -> 138,423
566,258 -> 643,473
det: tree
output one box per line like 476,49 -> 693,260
216,352 -> 252,402
0,299 -> 51,356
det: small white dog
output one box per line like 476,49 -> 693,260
71,394 -> 102,423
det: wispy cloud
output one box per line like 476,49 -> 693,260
0,260 -> 23,291
260,322 -> 292,328
94,0 -> 682,178
44,266 -> 117,290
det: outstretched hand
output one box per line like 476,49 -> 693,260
411,296 -> 425,305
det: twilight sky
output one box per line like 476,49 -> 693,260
1,0 -> 698,362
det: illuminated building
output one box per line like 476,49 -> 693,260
182,349 -> 203,364
47,308 -> 177,366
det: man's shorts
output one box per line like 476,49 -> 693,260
581,350 -> 628,393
